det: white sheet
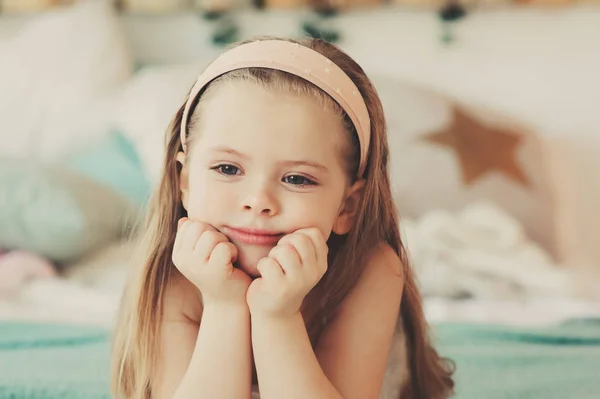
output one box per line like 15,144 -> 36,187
403,201 -> 595,301
3,281 -> 599,328
425,297 -> 600,327
0,239 -> 132,327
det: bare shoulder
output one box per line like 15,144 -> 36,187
162,270 -> 203,324
336,241 -> 405,315
361,241 -> 405,284
315,242 -> 405,398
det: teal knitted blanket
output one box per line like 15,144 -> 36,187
1,319 -> 599,399
434,319 -> 600,399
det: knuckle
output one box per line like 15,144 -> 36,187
198,221 -> 215,230
202,230 -> 218,240
193,221 -> 212,236
277,243 -> 292,255
271,258 -> 283,270
180,219 -> 191,230
188,221 -> 201,235
202,230 -> 221,245
263,257 -> 276,268
268,246 -> 278,258
210,242 -> 223,257
286,242 -> 298,250
210,244 -> 227,263
295,231 -> 312,245
304,227 -> 318,237
270,246 -> 285,261
215,242 -> 233,258
297,234 -> 311,248
277,235 -> 290,245
256,257 -> 269,270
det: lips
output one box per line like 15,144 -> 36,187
224,226 -> 283,246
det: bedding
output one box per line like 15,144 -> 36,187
401,201 -> 597,301
0,238 -> 133,326
1,233 -> 598,398
1,318 -> 599,399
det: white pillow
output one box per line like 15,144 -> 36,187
0,0 -> 133,160
115,62 -> 206,185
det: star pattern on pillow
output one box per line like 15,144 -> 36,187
423,107 -> 530,186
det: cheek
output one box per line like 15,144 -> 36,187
285,192 -> 342,236
186,175 -> 235,221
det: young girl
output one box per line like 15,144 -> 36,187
111,37 -> 454,399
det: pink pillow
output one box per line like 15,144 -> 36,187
0,251 -> 56,296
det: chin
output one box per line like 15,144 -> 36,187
233,243 -> 273,278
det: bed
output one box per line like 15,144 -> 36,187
1,2 -> 600,398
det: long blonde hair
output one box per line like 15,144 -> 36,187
111,37 -> 454,399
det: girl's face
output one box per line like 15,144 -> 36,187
179,80 -> 363,277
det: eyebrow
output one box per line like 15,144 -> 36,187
281,160 -> 329,173
209,146 -> 329,172
209,146 -> 249,159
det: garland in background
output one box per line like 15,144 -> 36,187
0,0 -> 582,47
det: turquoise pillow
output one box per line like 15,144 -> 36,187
0,157 -> 136,264
66,130 -> 151,208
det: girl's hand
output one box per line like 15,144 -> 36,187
173,218 -> 251,307
246,228 -> 328,318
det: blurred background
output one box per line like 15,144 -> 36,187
0,0 -> 599,397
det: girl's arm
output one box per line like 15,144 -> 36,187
251,243 -> 404,399
152,276 -> 253,399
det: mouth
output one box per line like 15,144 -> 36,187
223,226 -> 284,246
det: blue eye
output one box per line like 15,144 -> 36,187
213,164 -> 240,176
283,175 -> 315,186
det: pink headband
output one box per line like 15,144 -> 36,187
180,39 -> 371,177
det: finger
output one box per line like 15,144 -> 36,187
296,228 -> 328,262
177,217 -> 188,230
194,230 -> 229,261
268,244 -> 301,278
209,242 -> 238,273
278,233 -> 315,265
174,219 -> 194,253
173,219 -> 186,253
181,221 -> 208,251
256,257 -> 285,283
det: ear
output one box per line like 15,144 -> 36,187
332,179 -> 366,235
176,151 -> 189,210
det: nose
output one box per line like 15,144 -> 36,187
241,182 -> 279,217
